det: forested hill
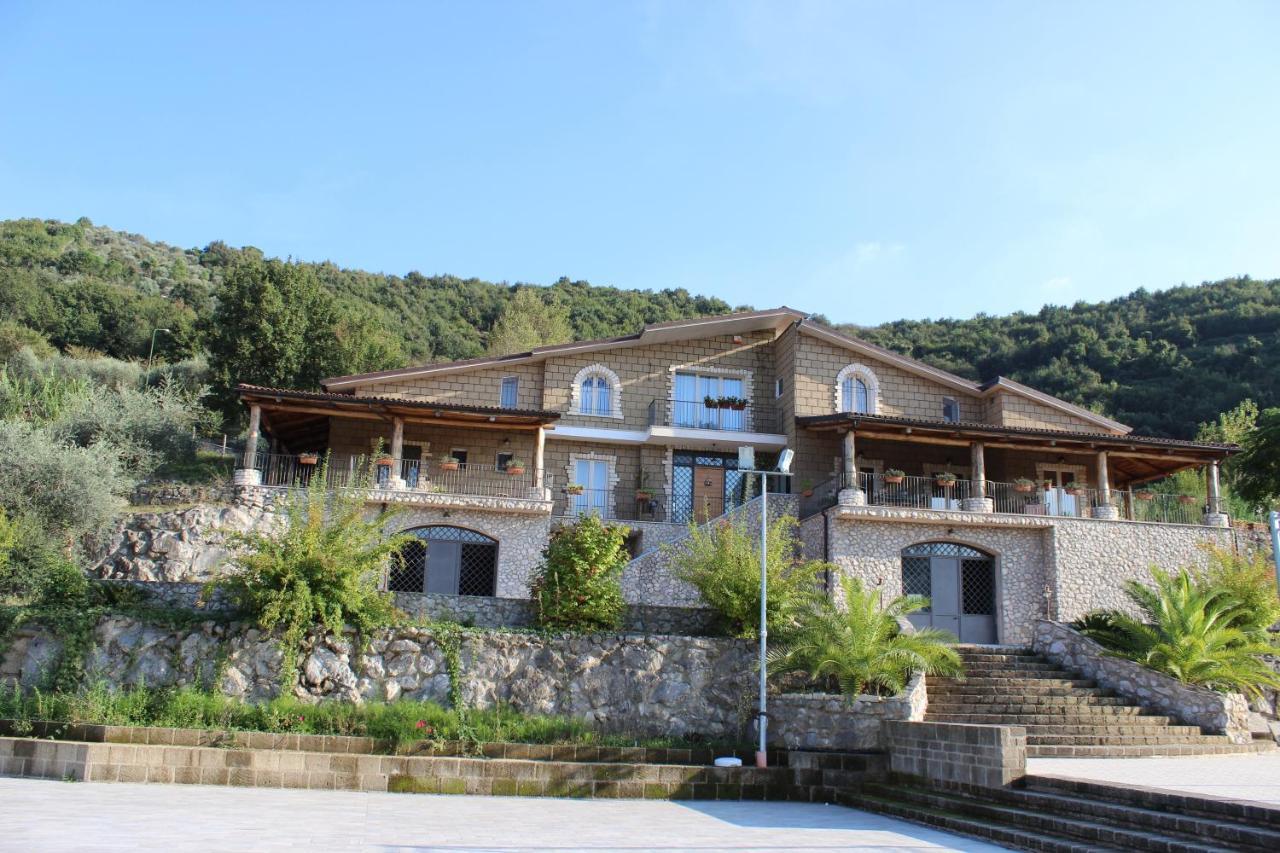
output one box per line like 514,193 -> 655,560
1,217 -> 1278,437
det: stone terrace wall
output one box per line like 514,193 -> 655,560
1,619 -> 756,739
884,720 -> 1026,788
768,672 -> 927,751
1032,619 -> 1251,743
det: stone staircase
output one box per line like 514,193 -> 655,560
840,775 -> 1280,852
927,646 -> 1275,757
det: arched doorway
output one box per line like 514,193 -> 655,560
901,542 -> 996,644
389,526 -> 498,596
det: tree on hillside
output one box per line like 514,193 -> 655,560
486,287 -> 573,355
1233,407 -> 1280,510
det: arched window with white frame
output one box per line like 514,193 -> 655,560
835,364 -> 879,414
570,364 -> 623,418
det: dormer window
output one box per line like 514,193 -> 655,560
835,364 -> 879,414
571,364 -> 623,419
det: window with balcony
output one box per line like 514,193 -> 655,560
673,372 -> 746,431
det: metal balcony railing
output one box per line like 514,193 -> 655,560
647,398 -> 780,434
243,452 -> 545,500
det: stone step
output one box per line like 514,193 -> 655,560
956,667 -> 1076,678
959,782 -> 1280,852
930,676 -> 1098,688
836,788 -> 1135,853
926,712 -> 1175,726
1025,734 -> 1236,747
929,683 -> 1107,697
1027,742 -> 1275,758
925,699 -> 1144,714
1025,775 -> 1280,831
1017,723 -> 1205,736
856,782 -> 1252,853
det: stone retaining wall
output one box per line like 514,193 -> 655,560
767,672 -> 927,750
1,619 -> 756,738
884,720 -> 1026,788
1031,619 -> 1252,743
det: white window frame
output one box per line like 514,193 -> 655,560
566,452 -> 617,516
834,363 -> 880,414
569,364 -> 623,419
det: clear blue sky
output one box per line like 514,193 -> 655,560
2,1 -> 1278,325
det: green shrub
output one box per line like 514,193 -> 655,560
1198,544 -> 1280,633
529,515 -> 628,632
1075,567 -> 1280,698
768,576 -> 962,698
215,454 -> 408,682
674,513 -> 823,639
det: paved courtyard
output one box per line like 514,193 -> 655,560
0,777 -> 1007,852
1028,752 -> 1280,807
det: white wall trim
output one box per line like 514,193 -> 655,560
834,363 -> 880,414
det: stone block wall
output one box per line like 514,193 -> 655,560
1032,620 -> 1252,743
884,720 -> 1026,788
350,362 -> 545,410
326,419 -> 538,474
768,673 -> 927,751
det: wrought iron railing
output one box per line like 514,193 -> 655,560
556,487 -> 671,522
839,472 -> 1206,525
647,398 -> 780,434
242,452 -> 545,500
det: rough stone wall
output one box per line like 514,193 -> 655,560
768,672 -> 926,750
129,482 -> 235,507
798,513 -> 825,561
1,620 -> 756,739
350,362 -> 545,410
884,720 -> 1026,788
1032,620 -> 1252,742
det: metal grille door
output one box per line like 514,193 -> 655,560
901,542 -> 997,643
389,526 -> 497,597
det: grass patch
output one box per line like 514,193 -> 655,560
0,682 -> 740,752
149,450 -> 234,485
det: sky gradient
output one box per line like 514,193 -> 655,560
2,1 -> 1278,325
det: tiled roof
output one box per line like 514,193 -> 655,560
235,384 -> 561,419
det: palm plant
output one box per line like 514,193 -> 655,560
1076,568 -> 1280,699
768,576 -> 962,698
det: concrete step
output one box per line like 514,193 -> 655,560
858,782 -> 1259,853
1026,775 -> 1280,831
1025,734 -> 1237,747
1016,723 -> 1205,736
929,684 -> 1108,697
930,676 -> 1099,689
926,712 -> 1176,726
1027,742 -> 1276,758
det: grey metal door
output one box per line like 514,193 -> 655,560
425,541 -> 461,594
930,556 -> 961,638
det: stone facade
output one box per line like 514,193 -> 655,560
1,620 -> 757,739
1031,620 -> 1252,743
884,720 -> 1026,788
768,672 -> 927,751
818,504 -> 1247,645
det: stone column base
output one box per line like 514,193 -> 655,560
387,476 -> 407,490
837,488 -> 866,507
233,468 -> 262,486
1091,505 -> 1120,520
960,497 -> 994,513
1202,512 -> 1230,528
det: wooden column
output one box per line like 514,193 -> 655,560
1206,461 -> 1221,515
390,416 -> 404,462
534,426 -> 546,488
243,403 -> 261,466
1096,450 -> 1111,503
970,441 -> 986,497
842,429 -> 856,487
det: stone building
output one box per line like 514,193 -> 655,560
231,307 -> 1242,644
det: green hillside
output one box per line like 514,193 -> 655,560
2,217 -> 1278,438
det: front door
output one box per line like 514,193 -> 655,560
902,543 -> 997,644
693,466 -> 725,522
425,540 -> 461,594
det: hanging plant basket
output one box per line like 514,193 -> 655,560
1134,490 -> 1155,501
298,453 -> 320,466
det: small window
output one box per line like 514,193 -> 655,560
496,451 -> 513,472
500,376 -> 519,408
775,377 -> 784,398
942,397 -> 959,423
451,449 -> 468,466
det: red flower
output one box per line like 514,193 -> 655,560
416,720 -> 427,729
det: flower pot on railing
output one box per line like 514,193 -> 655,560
704,396 -> 718,409
439,456 -> 460,471
375,456 -> 395,467
635,489 -> 653,501
1134,490 -> 1155,501
728,397 -> 747,411
566,484 -> 585,496
1065,486 -> 1087,497
935,474 -> 958,488
1013,478 -> 1037,493
505,459 -> 527,476
884,469 -> 905,485
1177,494 -> 1198,505
298,453 -> 319,466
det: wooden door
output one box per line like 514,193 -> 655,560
693,466 -> 725,522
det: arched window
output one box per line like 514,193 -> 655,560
389,525 -> 498,597
571,364 -> 622,418
835,364 -> 879,414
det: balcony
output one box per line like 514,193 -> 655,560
647,397 -> 782,436
241,452 -> 549,504
842,473 -> 1208,526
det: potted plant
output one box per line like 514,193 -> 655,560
935,472 -> 958,488
505,458 -> 527,475
1177,494 -> 1198,505
1065,484 -> 1088,496
439,454 -> 460,471
565,483 -> 585,495
298,452 -> 320,466
634,470 -> 654,501
704,395 -> 718,409
1013,477 -> 1037,493
375,454 -> 395,467
1134,489 -> 1155,501
884,468 -> 906,484
727,396 -> 747,411
800,480 -> 814,498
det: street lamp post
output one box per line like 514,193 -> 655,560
738,446 -> 794,769
146,328 -> 171,373
1269,510 -> 1280,597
